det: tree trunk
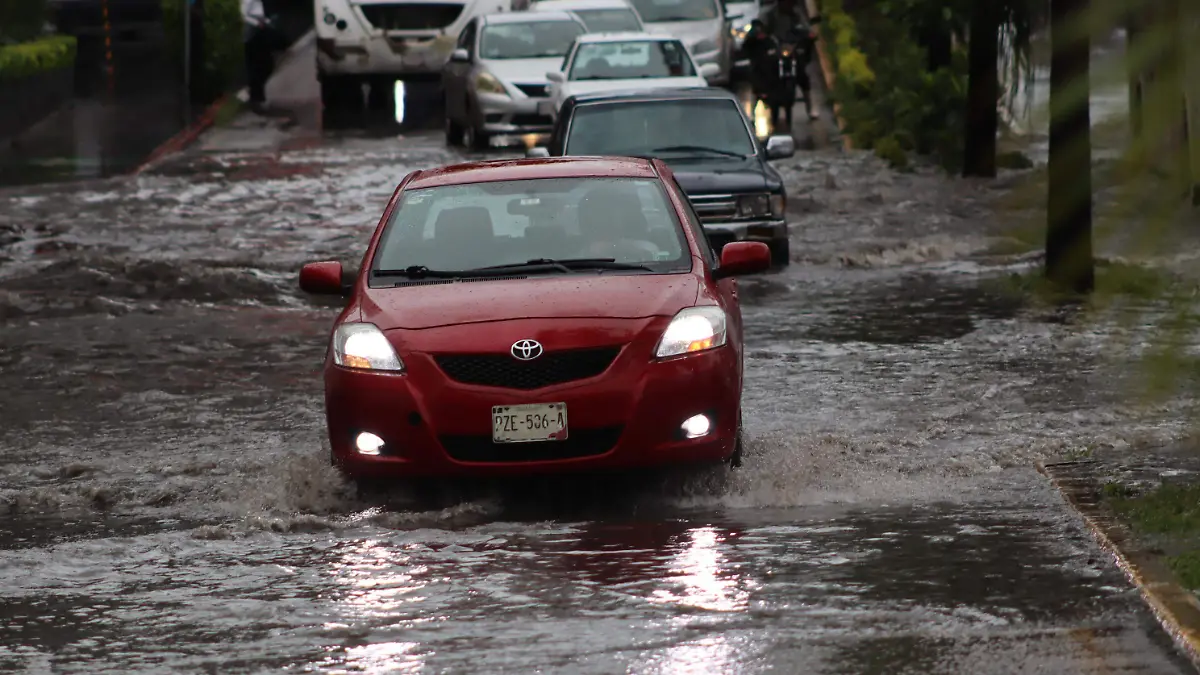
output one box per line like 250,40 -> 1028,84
1045,0 -> 1094,294
963,1 -> 999,177
1126,6 -> 1143,138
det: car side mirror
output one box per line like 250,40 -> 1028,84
526,146 -> 551,158
765,134 -> 795,159
713,242 -> 771,279
546,70 -> 565,83
450,48 -> 470,63
698,63 -> 720,79
300,261 -> 348,296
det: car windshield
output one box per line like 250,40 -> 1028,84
572,8 -> 642,31
627,0 -> 717,22
479,21 -> 585,59
371,177 -> 691,276
564,99 -> 756,157
568,40 -> 696,80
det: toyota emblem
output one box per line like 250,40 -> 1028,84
511,339 -> 543,361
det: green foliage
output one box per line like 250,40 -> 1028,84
0,0 -> 48,44
1109,482 -> 1200,536
873,135 -> 909,170
0,35 -> 76,80
819,0 -> 969,171
161,0 -> 245,102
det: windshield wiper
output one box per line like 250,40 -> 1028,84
476,258 -> 653,272
373,265 -> 502,279
651,145 -> 746,158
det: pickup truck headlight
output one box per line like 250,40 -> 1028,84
655,307 -> 728,359
736,193 -> 771,218
770,193 -> 785,218
333,323 -> 405,372
475,72 -> 509,96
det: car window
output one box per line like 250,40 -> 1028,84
480,20 -> 585,59
568,40 -> 696,79
572,8 -> 642,32
457,19 -> 476,55
372,177 -> 691,274
668,176 -> 715,264
564,98 -> 755,156
627,0 -> 718,22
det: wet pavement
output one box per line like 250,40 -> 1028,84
1,73 -> 1198,672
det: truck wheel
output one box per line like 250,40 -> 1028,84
769,238 -> 791,267
463,124 -> 490,152
319,73 -> 360,114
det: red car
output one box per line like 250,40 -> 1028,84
299,156 -> 770,479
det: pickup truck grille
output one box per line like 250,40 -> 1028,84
358,3 -> 464,30
687,194 -> 738,224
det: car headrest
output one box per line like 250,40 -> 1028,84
434,206 -> 495,243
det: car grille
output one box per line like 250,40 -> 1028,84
440,426 -> 623,462
513,83 -> 549,98
687,194 -> 738,224
433,346 -> 620,390
357,3 -> 465,30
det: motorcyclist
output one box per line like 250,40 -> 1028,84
767,0 -> 819,121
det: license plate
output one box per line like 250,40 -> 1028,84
492,403 -> 568,444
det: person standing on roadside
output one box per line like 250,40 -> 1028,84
242,0 -> 286,115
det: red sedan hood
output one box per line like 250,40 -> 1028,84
361,273 -> 701,330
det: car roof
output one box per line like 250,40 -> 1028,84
530,0 -> 636,10
406,157 -> 660,189
565,86 -> 738,106
573,31 -> 678,43
480,10 -> 581,24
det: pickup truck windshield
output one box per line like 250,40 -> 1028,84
564,98 -> 756,157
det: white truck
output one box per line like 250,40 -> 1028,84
315,0 -> 514,111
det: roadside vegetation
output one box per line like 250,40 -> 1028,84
1105,482 -> 1200,590
161,0 -> 244,104
0,0 -> 77,80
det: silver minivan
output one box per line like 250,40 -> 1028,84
623,0 -> 734,85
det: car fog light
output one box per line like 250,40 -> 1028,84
355,432 -> 385,456
681,414 -> 712,439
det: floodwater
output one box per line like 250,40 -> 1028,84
0,124 -> 1196,672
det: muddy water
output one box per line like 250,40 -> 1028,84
0,134 -> 1195,672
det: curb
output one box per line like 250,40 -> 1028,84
131,94 -> 229,176
806,0 -> 852,151
1038,460 -> 1200,672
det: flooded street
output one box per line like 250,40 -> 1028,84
0,127 -> 1196,672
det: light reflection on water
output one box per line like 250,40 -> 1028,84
649,526 -> 751,614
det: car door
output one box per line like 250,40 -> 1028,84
444,18 -> 478,121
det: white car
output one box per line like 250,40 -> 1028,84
315,0 -> 515,111
442,11 -> 588,148
528,0 -> 645,32
625,0 -> 733,85
541,33 -> 715,117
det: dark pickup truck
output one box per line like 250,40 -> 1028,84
527,87 -> 795,265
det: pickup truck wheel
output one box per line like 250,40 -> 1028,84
769,238 -> 791,267
319,73 -> 360,113
463,124 -> 489,151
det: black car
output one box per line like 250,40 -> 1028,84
527,87 -> 795,265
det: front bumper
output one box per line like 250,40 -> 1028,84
317,34 -> 456,77
325,324 -> 741,479
702,218 -> 788,249
477,93 -> 555,135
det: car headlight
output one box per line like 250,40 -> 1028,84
692,38 -> 719,54
730,22 -> 751,40
770,193 -> 785,217
475,72 -> 509,96
333,323 -> 405,372
655,307 -> 728,359
736,193 -> 771,218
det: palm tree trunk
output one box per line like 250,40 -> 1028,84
963,1 -> 999,177
1045,0 -> 1094,293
